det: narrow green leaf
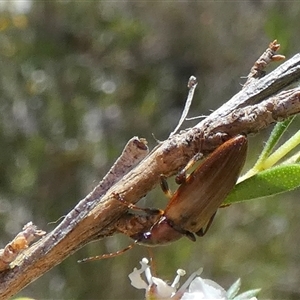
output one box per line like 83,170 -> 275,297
224,164 -> 300,204
240,117 -> 295,180
255,117 -> 294,165
262,130 -> 300,169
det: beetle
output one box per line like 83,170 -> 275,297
79,135 -> 247,262
130,134 -> 248,246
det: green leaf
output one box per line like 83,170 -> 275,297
261,130 -> 300,169
240,117 -> 295,180
224,164 -> 300,204
257,117 -> 294,164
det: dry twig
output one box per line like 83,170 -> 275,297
244,39 -> 286,86
0,223 -> 45,272
169,75 -> 198,137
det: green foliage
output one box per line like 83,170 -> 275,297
226,118 -> 300,204
249,117 -> 294,168
225,164 -> 300,204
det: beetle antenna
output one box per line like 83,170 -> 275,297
77,243 -> 135,263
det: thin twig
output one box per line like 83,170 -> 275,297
0,223 -> 45,272
244,39 -> 285,87
169,76 -> 198,137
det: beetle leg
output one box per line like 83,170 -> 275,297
167,219 -> 196,242
160,175 -> 173,199
175,152 -> 203,184
219,203 -> 231,208
78,243 -> 136,262
185,231 -> 197,242
113,192 -> 162,216
195,211 -> 217,237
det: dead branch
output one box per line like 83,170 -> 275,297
0,45 -> 300,299
0,223 -> 45,272
244,39 -> 285,86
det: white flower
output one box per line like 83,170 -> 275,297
179,277 -> 227,299
129,258 -> 185,299
129,258 -> 260,300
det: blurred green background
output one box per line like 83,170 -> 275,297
1,1 -> 300,299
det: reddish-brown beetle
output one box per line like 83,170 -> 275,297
131,134 -> 247,245
79,135 -> 247,262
